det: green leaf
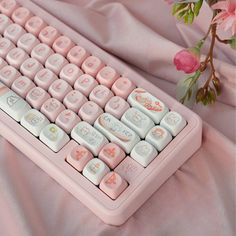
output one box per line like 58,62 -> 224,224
187,11 -> 194,24
177,9 -> 187,20
172,3 -> 187,15
193,0 -> 203,16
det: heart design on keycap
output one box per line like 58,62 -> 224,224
103,147 -> 116,158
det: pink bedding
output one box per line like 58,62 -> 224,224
0,0 -> 235,235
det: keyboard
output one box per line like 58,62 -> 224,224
0,0 -> 202,226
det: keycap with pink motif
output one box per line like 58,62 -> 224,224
0,0 -> 19,17
89,85 -> 113,108
31,43 -> 53,64
96,66 -> 119,88
25,16 -> 47,36
34,68 -> 57,90
0,14 -> 12,34
39,26 -> 60,46
17,33 -> 40,54
99,143 -> 126,169
105,96 -> 130,119
26,86 -> 50,109
6,47 -> 29,69
66,145 -> 93,172
11,76 -> 35,98
78,101 -> 103,125
48,79 -> 72,102
81,56 -> 104,77
60,63 -> 83,85
100,172 -> 128,200
0,65 -> 20,86
11,7 -> 32,25
55,109 -> 81,133
0,37 -> 15,58
63,90 -> 87,112
45,53 -> 68,75
74,74 -> 98,97
40,98 -> 65,122
111,77 -> 136,99
67,45 -> 89,66
52,35 -> 74,57
4,23 -> 26,43
20,58 -> 43,79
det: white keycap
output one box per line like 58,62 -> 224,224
0,37 -> 15,58
39,123 -> 70,152
94,113 -> 140,153
83,158 -> 110,185
4,23 -> 26,43
0,14 -> 12,34
17,33 -> 40,54
128,88 -> 169,124
160,111 -> 187,136
71,121 -> 108,156
121,107 -> 155,139
146,126 -> 172,151
21,109 -> 50,136
6,47 -> 29,69
45,53 -> 68,75
0,82 -> 31,121
130,141 -> 157,167
20,58 -> 43,79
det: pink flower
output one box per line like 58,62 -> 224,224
212,0 -> 236,35
174,48 -> 200,74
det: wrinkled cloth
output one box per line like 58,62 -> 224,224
0,1 -> 236,236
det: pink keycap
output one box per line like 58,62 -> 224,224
111,77 -> 136,99
0,58 -> 7,69
78,101 -> 103,125
41,98 -> 65,122
55,109 -> 81,133
11,76 -> 35,98
0,14 -> 12,34
20,58 -> 43,79
39,26 -> 60,46
25,16 -> 47,36
89,85 -> 113,108
114,157 -> 144,183
67,45 -> 89,66
99,172 -> 128,200
45,53 -> 68,75
59,63 -> 83,85
34,68 -> 57,90
11,7 -> 32,26
66,145 -> 93,172
6,47 -> 29,69
99,143 -> 126,169
105,96 -> 130,119
4,23 -> 26,43
26,86 -> 50,109
52,35 -> 75,57
17,33 -> 40,54
81,56 -> 104,77
0,37 -> 15,58
31,43 -> 53,64
0,65 -> 20,87
0,0 -> 19,17
48,79 -> 72,101
96,66 -> 119,88
74,74 -> 98,97
63,90 -> 87,112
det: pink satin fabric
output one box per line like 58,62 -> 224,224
0,1 -> 235,235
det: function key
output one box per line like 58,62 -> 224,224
4,23 -> 26,43
52,35 -> 75,57
39,123 -> 70,152
11,7 -> 32,26
31,43 -> 53,64
111,77 -> 135,99
20,109 -> 50,136
39,26 -> 60,46
105,96 -> 130,119
83,158 -> 110,185
6,47 -> 29,69
96,66 -> 119,88
0,14 -> 12,34
66,145 -> 93,172
146,126 -> 172,151
81,55 -> 104,77
128,88 -> 169,124
34,68 -> 57,90
0,65 -> 20,86
0,0 -> 19,17
0,37 -> 15,58
67,45 -> 89,66
130,141 -> 157,167
99,172 -> 128,200
99,143 -> 126,169
45,53 -> 68,75
20,58 -> 43,79
17,33 -> 40,54
25,16 -> 47,36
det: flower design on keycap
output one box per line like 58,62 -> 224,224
135,95 -> 163,112
75,150 -> 87,161
104,147 -> 116,158
105,173 -> 117,185
152,128 -> 165,139
89,162 -> 100,174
